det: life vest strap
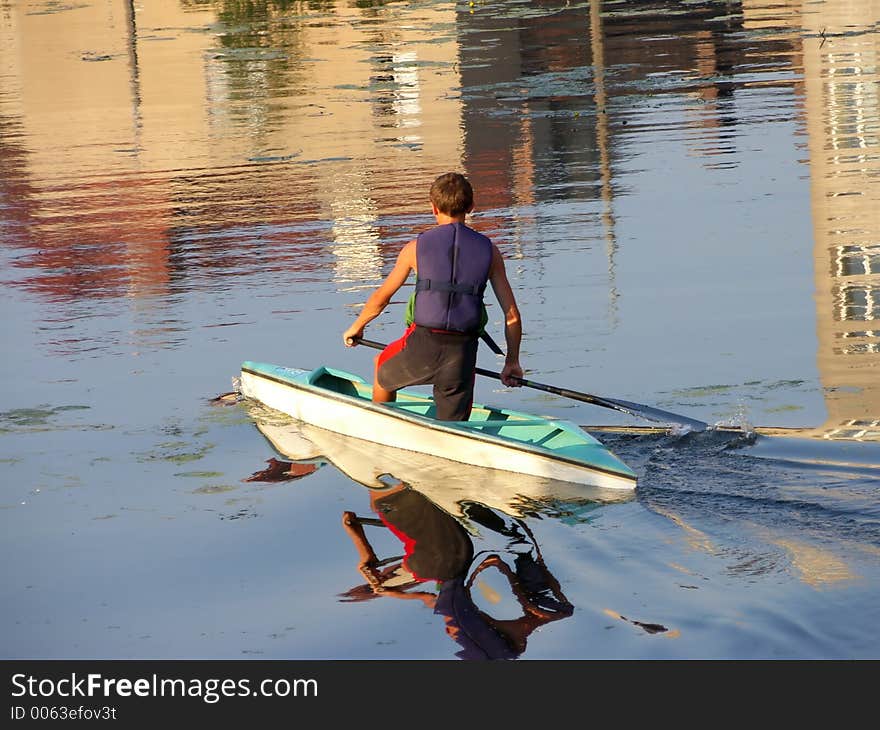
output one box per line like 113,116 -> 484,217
415,278 -> 484,296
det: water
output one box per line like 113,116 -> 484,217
1,0 -> 878,659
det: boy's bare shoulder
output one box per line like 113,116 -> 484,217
489,242 -> 507,269
401,238 -> 417,255
394,239 -> 417,268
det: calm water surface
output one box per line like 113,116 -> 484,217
1,0 -> 878,659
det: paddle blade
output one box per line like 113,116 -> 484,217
587,396 -> 708,433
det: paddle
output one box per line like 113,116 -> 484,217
350,336 -> 709,432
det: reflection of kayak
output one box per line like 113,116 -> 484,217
240,361 -> 637,491
250,414 -> 634,523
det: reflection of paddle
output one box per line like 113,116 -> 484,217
351,336 -> 709,432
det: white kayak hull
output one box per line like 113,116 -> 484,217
240,362 -> 637,491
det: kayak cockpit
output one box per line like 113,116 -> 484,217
307,366 -> 371,399
305,365 -> 573,438
306,367 -> 439,415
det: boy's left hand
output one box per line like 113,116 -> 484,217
501,362 -> 524,387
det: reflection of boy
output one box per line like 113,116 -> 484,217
342,172 -> 523,421
435,509 -> 574,660
341,486 -> 573,660
443,552 -> 573,660
342,482 -> 472,596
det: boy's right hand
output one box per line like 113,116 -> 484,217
343,325 -> 363,347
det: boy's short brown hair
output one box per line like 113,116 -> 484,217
430,172 -> 474,217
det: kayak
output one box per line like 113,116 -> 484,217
239,361 -> 638,491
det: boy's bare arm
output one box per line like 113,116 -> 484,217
488,246 -> 524,386
343,240 -> 416,345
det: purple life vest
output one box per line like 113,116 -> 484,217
413,223 -> 492,334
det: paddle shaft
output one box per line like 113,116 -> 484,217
350,336 -> 708,431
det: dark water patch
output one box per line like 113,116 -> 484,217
26,2 -> 89,15
203,320 -> 256,328
0,404 -> 95,433
209,47 -> 289,62
135,441 -> 214,465
603,609 -> 672,635
219,507 -> 258,521
191,485 -> 238,495
80,52 -> 115,62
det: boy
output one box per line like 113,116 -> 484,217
342,172 -> 523,421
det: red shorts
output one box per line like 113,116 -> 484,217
376,325 -> 479,421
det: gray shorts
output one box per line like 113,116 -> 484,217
376,325 -> 479,421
